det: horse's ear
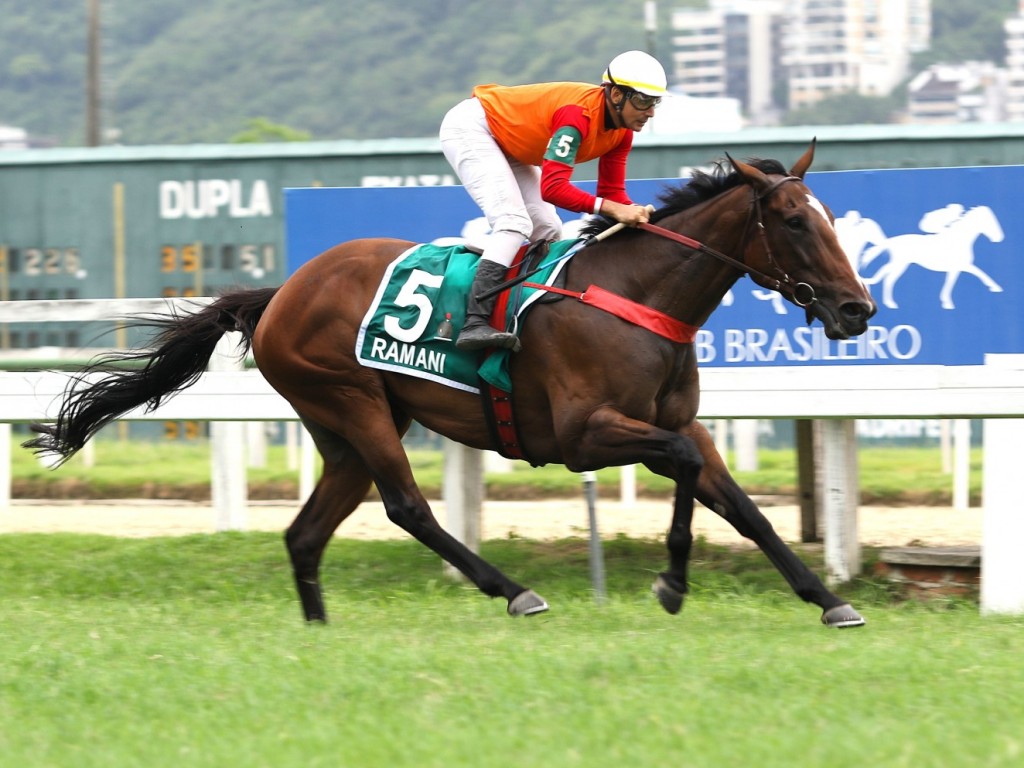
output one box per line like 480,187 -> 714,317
789,138 -> 817,179
726,151 -> 771,193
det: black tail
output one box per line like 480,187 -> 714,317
23,287 -> 279,465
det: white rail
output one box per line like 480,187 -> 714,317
6,300 -> 1024,422
7,363 -> 1024,424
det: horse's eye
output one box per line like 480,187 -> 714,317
785,216 -> 804,231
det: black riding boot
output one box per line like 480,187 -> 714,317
455,259 -> 521,351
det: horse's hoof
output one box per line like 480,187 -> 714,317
821,604 -> 866,628
652,575 -> 685,615
508,589 -> 549,617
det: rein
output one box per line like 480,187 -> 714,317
639,175 -> 817,308
490,174 -> 819,346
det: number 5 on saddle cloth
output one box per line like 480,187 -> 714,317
355,238 -> 583,394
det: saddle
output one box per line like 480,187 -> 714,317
501,239 -> 571,307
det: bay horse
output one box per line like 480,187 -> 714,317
25,142 -> 876,628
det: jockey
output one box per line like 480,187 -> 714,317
440,50 -> 667,351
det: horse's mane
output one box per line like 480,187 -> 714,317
579,157 -> 787,237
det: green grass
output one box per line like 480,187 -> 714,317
1,533 -> 1020,767
10,436 -> 982,504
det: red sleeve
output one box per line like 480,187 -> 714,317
539,105 -> 601,214
596,131 -> 633,205
541,159 -> 597,213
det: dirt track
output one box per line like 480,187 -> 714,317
0,497 -> 982,547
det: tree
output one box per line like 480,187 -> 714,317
913,0 -> 1017,68
230,118 -> 311,143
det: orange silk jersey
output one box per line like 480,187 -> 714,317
472,82 -> 629,166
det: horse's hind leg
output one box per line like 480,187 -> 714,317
373,461 -> 547,616
684,422 -> 865,628
284,425 -> 374,622
302,398 -> 546,617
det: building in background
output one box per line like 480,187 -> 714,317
1004,2 -> 1024,122
908,63 -> 1007,124
670,0 -> 786,126
644,88 -> 745,135
0,125 -> 29,150
783,0 -> 931,110
906,0 -> 1024,125
671,0 -> 931,122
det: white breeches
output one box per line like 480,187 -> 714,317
440,97 -> 563,267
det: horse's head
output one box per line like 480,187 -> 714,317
729,142 -> 877,340
966,205 -> 1005,244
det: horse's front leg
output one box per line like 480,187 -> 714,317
568,406 -> 704,614
939,269 -> 962,310
683,422 -> 865,628
648,476 -> 701,615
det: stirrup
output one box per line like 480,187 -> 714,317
455,325 -> 521,352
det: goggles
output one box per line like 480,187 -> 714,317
626,90 -> 661,111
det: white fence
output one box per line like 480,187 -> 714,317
2,298 -> 1024,613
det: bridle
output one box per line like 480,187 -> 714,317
638,175 -> 818,308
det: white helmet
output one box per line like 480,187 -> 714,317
602,50 -> 667,97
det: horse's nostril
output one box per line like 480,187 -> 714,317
841,301 -> 875,322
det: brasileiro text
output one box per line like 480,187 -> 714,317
694,324 -> 921,364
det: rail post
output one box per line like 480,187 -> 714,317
815,419 -> 861,584
208,332 -> 247,531
981,355 -> 1024,615
442,439 -> 482,578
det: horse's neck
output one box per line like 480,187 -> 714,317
571,190 -> 750,327
646,194 -> 751,326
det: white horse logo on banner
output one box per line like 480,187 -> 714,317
835,210 -> 888,271
859,204 -> 1005,310
442,203 -> 1004,315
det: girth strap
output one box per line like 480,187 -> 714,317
482,383 -> 526,462
479,271 -> 700,465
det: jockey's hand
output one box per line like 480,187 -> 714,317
601,200 -> 653,227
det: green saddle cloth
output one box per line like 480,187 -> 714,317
355,240 -> 578,393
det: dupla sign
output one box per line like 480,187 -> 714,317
285,165 -> 1021,368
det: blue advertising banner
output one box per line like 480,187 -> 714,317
285,165 -> 1022,368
